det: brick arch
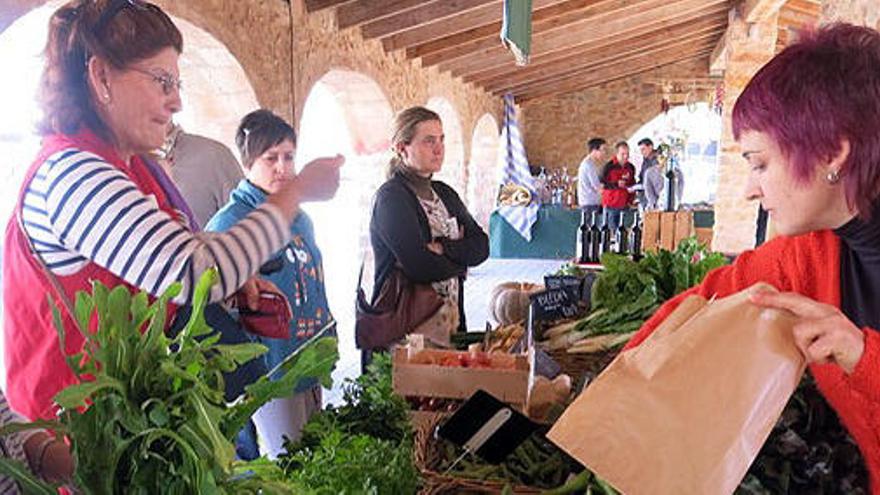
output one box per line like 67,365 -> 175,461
307,70 -> 394,156
467,114 -> 500,229
426,96 -> 466,195
295,70 -> 394,384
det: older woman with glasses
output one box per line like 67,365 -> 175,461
2,0 -> 342,421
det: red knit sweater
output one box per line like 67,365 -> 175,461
625,230 -> 880,494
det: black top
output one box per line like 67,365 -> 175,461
834,211 -> 880,330
369,170 -> 489,331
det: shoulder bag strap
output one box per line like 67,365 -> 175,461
16,207 -> 81,332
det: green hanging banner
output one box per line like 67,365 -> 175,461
501,0 -> 532,66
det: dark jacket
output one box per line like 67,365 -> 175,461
369,172 -> 489,331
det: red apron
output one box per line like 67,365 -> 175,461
3,129 -> 179,420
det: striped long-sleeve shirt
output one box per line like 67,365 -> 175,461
20,148 -> 291,304
0,391 -> 27,494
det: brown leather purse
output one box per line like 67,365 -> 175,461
355,265 -> 443,350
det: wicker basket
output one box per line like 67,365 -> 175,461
547,348 -> 619,383
412,412 -> 543,495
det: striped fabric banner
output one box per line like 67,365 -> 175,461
497,93 -> 539,241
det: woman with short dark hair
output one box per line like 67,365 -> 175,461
2,0 -> 341,421
206,109 -> 334,457
625,24 -> 880,491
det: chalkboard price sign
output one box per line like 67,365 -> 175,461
529,288 -> 579,321
544,275 -> 583,301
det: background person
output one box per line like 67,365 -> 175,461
600,141 -> 636,230
625,24 -> 880,492
577,137 -> 606,221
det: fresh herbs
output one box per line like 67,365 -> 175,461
0,269 -> 338,494
279,354 -> 419,494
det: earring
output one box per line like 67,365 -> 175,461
826,169 -> 840,184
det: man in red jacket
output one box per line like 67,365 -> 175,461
600,141 -> 636,231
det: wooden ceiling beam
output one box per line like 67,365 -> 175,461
360,0 -> 499,41
382,0 -> 569,53
304,0 -> 356,13
466,11 -> 727,87
405,0 -> 589,60
417,0 -> 631,67
463,6 -> 728,84
336,0 -> 426,29
441,0 -> 727,76
743,0 -> 788,22
515,48 -> 713,102
485,27 -> 724,94
498,36 -> 719,95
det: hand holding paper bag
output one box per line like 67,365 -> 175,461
547,283 -> 807,495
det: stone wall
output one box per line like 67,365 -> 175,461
520,59 -> 710,169
821,0 -> 880,28
711,11 -> 779,254
0,0 -> 501,177
289,4 -> 500,168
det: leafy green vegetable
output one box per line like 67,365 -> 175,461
0,270 -> 338,494
278,353 -> 418,494
579,237 -> 727,338
736,376 -> 868,494
285,429 -> 418,495
555,262 -> 587,278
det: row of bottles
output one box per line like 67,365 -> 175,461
578,210 -> 642,264
535,167 -> 577,207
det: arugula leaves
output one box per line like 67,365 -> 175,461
0,269 -> 338,494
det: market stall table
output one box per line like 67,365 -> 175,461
489,205 -> 580,259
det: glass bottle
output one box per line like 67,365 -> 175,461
616,215 -> 629,255
600,210 -> 612,258
578,210 -> 590,263
631,211 -> 643,261
589,210 -> 602,263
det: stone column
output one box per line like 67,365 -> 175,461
821,0 -> 880,28
712,9 -> 778,254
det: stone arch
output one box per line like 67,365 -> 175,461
0,1 -> 259,211
467,114 -> 500,229
426,96 -> 466,195
627,102 -> 722,206
296,70 -> 394,391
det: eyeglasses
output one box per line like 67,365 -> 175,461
128,67 -> 182,95
93,0 -> 151,37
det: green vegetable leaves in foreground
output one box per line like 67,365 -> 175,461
279,354 -> 419,494
578,237 -> 728,339
0,269 -> 338,494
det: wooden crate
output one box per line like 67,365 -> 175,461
695,227 -> 713,248
392,335 -> 532,409
643,210 -> 696,252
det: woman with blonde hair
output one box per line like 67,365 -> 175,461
367,106 -> 488,357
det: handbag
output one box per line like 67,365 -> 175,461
355,264 -> 444,350
235,289 -> 293,340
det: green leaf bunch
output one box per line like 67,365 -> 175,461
0,269 -> 338,494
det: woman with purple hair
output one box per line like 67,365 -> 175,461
625,23 -> 880,491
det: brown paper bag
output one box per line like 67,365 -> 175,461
547,283 -> 806,495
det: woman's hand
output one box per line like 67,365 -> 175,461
426,241 -> 444,256
237,276 -> 290,314
267,155 -> 344,221
750,290 -> 865,374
